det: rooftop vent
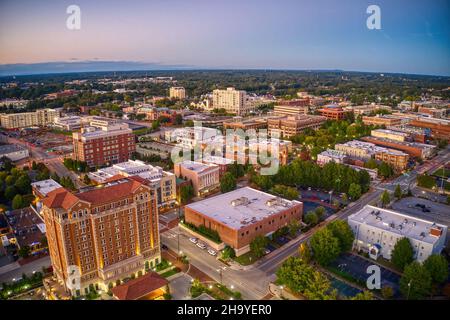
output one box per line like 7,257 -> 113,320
231,197 -> 249,207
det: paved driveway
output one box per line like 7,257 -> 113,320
168,273 -> 193,300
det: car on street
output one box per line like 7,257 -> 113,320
422,207 -> 431,212
189,237 -> 198,244
264,249 -> 271,255
196,242 -> 207,249
207,248 -> 217,256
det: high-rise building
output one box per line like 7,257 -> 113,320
169,87 -> 186,100
73,118 -> 135,167
41,176 -> 161,296
0,108 -> 60,129
212,87 -> 248,115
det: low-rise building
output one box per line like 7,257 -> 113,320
348,205 -> 448,262
174,160 -> 220,197
317,149 -> 347,166
88,160 -> 177,209
371,129 -> 410,142
184,187 -> 303,256
268,115 -> 326,138
273,99 -> 309,117
362,115 -> 403,126
0,144 -> 29,161
335,140 -> 386,160
361,136 -> 436,159
52,116 -> 82,131
0,108 -> 60,129
318,106 -> 351,120
345,104 -> 392,115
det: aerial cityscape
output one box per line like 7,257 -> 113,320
0,0 -> 449,312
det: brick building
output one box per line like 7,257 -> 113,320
318,106 -> 350,120
41,177 -> 161,296
268,115 -> 326,138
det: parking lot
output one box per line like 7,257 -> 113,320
330,278 -> 362,298
392,197 -> 450,226
330,253 -> 401,297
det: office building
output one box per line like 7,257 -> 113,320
53,116 -> 82,131
174,160 -> 220,197
72,119 -> 135,167
371,129 -> 410,142
184,187 -> 303,256
318,106 -> 350,120
362,115 -> 403,127
348,205 -> 447,262
361,136 -> 436,159
41,177 -> 161,296
267,115 -> 327,138
345,104 -> 392,115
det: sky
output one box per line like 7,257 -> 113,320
0,0 -> 449,76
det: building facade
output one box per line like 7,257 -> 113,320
0,144 -> 29,161
0,108 -> 60,129
362,115 -> 403,127
169,87 -> 186,99
174,160 -> 220,197
348,205 -> 447,262
73,120 -> 135,167
212,88 -> 248,115
41,177 -> 161,296
267,115 -> 326,138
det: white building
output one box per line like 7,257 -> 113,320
212,87 -> 249,115
0,144 -> 29,161
169,87 -> 186,99
165,127 -> 221,150
53,116 -> 82,131
317,149 -> 347,165
88,160 -> 176,208
348,205 -> 448,262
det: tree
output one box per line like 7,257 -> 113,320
250,235 -> 269,258
381,286 -> 394,299
18,245 -> 31,258
400,262 -> 432,300
378,162 -> 394,179
310,228 -> 340,266
304,211 -> 319,226
341,193 -> 348,203
423,254 -> 449,284
12,194 -> 24,210
303,270 -> 337,300
348,183 -> 362,200
391,237 -> 414,271
4,185 -> 17,200
83,174 -> 91,185
327,220 -> 355,252
298,243 -> 311,264
314,206 -> 326,221
14,174 -> 31,194
394,184 -> 403,200
350,290 -> 374,300
380,190 -> 390,207
180,184 -> 194,204
220,172 -> 236,193
174,114 -> 183,125
288,219 -> 301,237
221,246 -> 236,260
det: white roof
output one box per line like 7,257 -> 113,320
177,160 -> 218,173
348,205 -> 447,245
31,179 -> 63,196
186,187 -> 302,230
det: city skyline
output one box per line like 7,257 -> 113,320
0,0 -> 449,76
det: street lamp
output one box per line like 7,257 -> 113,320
407,280 -> 413,300
217,268 -> 223,285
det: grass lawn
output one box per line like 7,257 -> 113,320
433,168 -> 450,178
161,267 -> 181,278
233,251 -> 259,266
155,259 -> 171,272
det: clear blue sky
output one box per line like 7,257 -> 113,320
0,0 -> 449,75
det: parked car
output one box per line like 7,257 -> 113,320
196,242 -> 207,249
189,237 -> 198,244
207,248 -> 217,256
422,208 -> 431,212
264,249 -> 271,255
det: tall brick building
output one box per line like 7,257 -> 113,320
41,177 -> 160,296
73,119 -> 135,167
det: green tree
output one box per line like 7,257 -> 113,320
4,185 -> 17,200
380,190 -> 390,207
220,172 -> 236,193
423,254 -> 449,284
304,211 -> 319,226
348,183 -> 362,200
12,194 -> 24,209
391,237 -> 414,271
221,246 -> 236,260
327,220 -> 354,252
350,290 -> 374,300
400,262 -> 432,300
298,243 -> 311,264
250,235 -> 269,258
180,184 -> 194,204
314,206 -> 326,221
310,228 -> 340,266
288,219 -> 301,237
381,286 -> 394,299
394,184 -> 403,200
18,245 -> 31,258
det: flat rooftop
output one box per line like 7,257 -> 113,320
186,187 -> 302,230
0,144 -> 27,154
372,129 -> 409,137
348,205 -> 447,245
31,179 -> 63,197
177,160 -> 218,172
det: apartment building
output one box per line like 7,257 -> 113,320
53,116 -> 83,131
361,136 -> 436,159
348,205 -> 447,262
41,177 -> 161,296
334,140 -> 386,160
72,119 -> 135,167
0,108 -> 60,129
374,149 -> 409,171
362,115 -> 403,126
88,160 -> 177,209
371,129 -> 410,142
174,160 -> 220,197
317,149 -> 347,166
184,187 -> 303,256
345,104 -> 392,115
267,115 -> 327,138
169,87 -> 186,99
212,88 -> 248,115
409,118 -> 450,142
